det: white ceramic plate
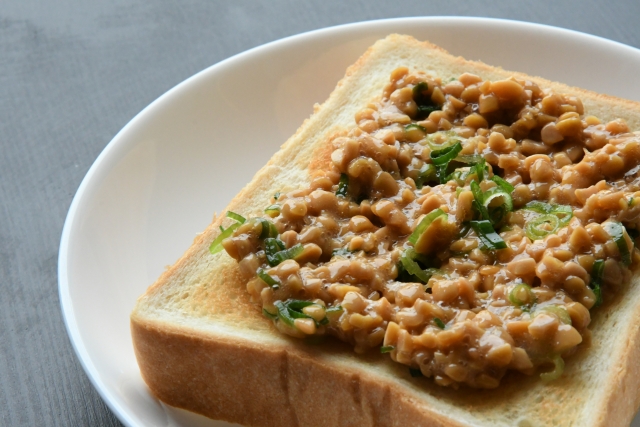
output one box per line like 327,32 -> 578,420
59,17 -> 640,427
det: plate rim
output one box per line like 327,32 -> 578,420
57,16 -> 640,427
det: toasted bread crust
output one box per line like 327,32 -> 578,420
132,34 -> 640,426
132,318 -> 467,427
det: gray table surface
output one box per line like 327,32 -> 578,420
3,1 -> 640,425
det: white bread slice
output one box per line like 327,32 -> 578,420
131,34 -> 640,427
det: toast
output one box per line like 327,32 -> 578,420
131,34 -> 640,426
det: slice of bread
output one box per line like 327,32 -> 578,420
131,34 -> 640,427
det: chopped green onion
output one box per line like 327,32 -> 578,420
274,299 -> 319,328
452,158 -> 486,185
491,175 -> 515,194
400,248 -> 433,284
326,305 -> 343,314
603,221 -> 632,266
523,201 -> 552,214
471,158 -> 486,183
433,318 -> 446,329
540,356 -> 565,382
415,163 -> 437,189
257,269 -> 280,289
336,173 -> 349,197
525,214 -> 560,241
226,211 -> 246,224
590,259 -> 604,308
264,237 -> 285,253
426,130 -> 459,151
430,141 -> 463,166
592,259 -> 605,281
508,283 -> 537,306
431,141 -> 463,184
405,123 -> 426,133
262,309 -> 277,320
274,301 -> 295,327
286,299 -> 316,311
209,222 -> 241,254
264,204 -> 281,217
257,218 -> 278,240
267,243 -> 304,267
549,205 -> 573,226
470,181 -> 490,221
523,201 -> 573,226
409,368 -> 424,377
455,154 -> 483,164
417,105 -> 438,118
264,238 -> 286,266
380,345 -> 395,353
412,82 -> 429,104
469,220 -> 507,250
409,208 -> 447,245
483,187 -> 514,215
274,192 -> 281,200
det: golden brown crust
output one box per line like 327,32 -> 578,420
131,34 -> 640,426
131,317 -> 468,427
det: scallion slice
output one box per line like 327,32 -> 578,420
257,268 -> 280,289
590,259 -> 605,308
274,300 -> 295,327
430,141 -> 462,166
470,181 -> 490,221
523,201 -> 573,226
491,175 -> 515,194
455,154 -> 483,164
400,248 -> 433,284
483,187 -> 514,214
267,243 -> 304,267
257,218 -> 278,240
430,141 -> 463,184
380,345 -> 395,354
525,214 -> 560,241
469,220 -> 507,250
540,356 -> 565,382
412,82 -> 429,104
209,222 -> 241,254
264,204 -> 281,217
336,173 -> 349,197
409,208 -> 447,245
472,158 -> 486,183
405,123 -> 426,133
508,283 -> 537,306
426,130 -> 460,151
414,163 -> 436,189
226,211 -> 246,224
264,238 -> 286,266
603,221 -> 632,266
210,210 -> 248,253
325,305 -> 343,314
549,204 -> 573,226
274,299 -> 319,328
433,318 -> 446,329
